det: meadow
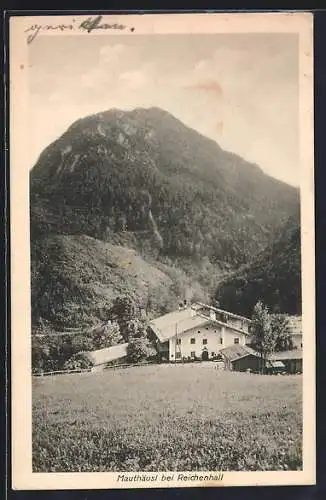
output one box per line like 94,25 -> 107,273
32,363 -> 302,472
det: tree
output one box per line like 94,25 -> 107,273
107,296 -> 139,341
103,322 -> 123,345
144,283 -> 179,317
126,318 -> 148,340
250,301 -> 277,372
32,344 -> 47,373
92,321 -> 123,349
126,337 -> 154,364
271,314 -> 294,351
72,335 -> 94,353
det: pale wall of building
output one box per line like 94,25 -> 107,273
200,308 -> 250,333
168,323 -> 247,361
291,334 -> 303,349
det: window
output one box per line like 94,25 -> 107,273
203,339 -> 208,345
176,352 -> 181,359
211,352 -> 215,357
176,338 -> 181,345
234,338 -> 240,344
190,338 -> 196,344
222,313 -> 228,323
190,351 -> 196,358
220,338 -> 223,344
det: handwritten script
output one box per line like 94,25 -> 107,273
24,16 -> 134,44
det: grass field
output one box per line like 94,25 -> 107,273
32,363 -> 302,472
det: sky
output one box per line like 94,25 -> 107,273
29,33 -> 299,186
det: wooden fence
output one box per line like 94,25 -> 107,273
33,368 -> 93,377
104,362 -> 153,370
32,360 -> 223,378
32,361 -> 155,377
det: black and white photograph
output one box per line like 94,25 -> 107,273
10,12 -> 315,489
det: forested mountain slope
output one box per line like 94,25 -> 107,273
215,215 -> 301,317
30,107 -> 299,268
30,107 -> 300,330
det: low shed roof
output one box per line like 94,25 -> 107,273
270,349 -> 303,360
219,345 -> 260,363
149,307 -> 210,342
150,304 -> 251,343
86,343 -> 128,366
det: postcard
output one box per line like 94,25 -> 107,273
9,11 -> 315,489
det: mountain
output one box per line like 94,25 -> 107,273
30,107 -> 299,269
30,107 -> 300,331
215,214 -> 301,317
31,234 -> 209,331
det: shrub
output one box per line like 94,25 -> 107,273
63,352 -> 94,370
126,338 -> 153,364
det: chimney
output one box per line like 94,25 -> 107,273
209,308 -> 216,321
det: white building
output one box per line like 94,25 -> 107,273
287,316 -> 302,348
149,302 -> 251,362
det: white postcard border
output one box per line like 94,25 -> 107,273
9,12 -> 315,489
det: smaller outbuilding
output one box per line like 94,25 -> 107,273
219,345 -> 261,372
83,343 -> 129,371
220,345 -> 303,375
270,349 -> 303,374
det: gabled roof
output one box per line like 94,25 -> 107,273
149,308 -> 209,342
86,343 -> 128,366
150,303 -> 252,343
270,349 -> 303,360
219,345 -> 260,363
195,302 -> 252,323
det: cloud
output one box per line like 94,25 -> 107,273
184,79 -> 223,97
99,44 -> 127,64
79,46 -> 128,91
80,67 -> 108,89
118,62 -> 154,89
118,70 -> 148,88
193,59 -> 210,73
78,46 -> 154,96
29,35 -> 299,185
48,92 -> 61,103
